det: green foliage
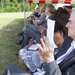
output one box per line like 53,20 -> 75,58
71,4 -> 75,7
29,3 -> 36,11
5,0 -> 10,2
2,1 -> 75,12
28,3 -> 52,11
13,0 -> 18,3
38,3 -> 51,7
0,0 -> 50,12
0,0 -> 24,12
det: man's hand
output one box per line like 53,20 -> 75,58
37,37 -> 55,63
32,19 -> 38,25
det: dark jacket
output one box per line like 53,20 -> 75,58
55,37 -> 73,59
44,49 -> 75,75
41,15 -> 53,28
38,13 -> 46,25
44,37 -> 75,75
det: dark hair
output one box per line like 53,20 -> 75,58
58,7 -> 63,10
64,6 -> 73,9
52,9 -> 70,38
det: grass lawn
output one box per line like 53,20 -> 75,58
0,12 -> 31,75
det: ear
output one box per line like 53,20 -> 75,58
56,31 -> 64,37
60,31 -> 64,37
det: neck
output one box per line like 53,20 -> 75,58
73,39 -> 75,42
46,13 -> 52,17
41,12 -> 44,15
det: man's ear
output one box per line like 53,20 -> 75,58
60,31 -> 64,37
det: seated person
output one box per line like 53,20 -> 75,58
20,5 -> 55,49
30,6 -> 46,25
19,9 -> 70,73
63,5 -> 73,15
38,9 -> 75,75
15,6 -> 46,45
27,11 -> 41,25
18,6 -> 45,36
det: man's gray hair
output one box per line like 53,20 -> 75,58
46,5 -> 55,14
40,7 -> 45,12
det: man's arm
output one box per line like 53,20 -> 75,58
43,61 -> 62,75
38,14 -> 46,25
37,37 -> 62,75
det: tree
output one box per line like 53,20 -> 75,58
13,0 -> 18,3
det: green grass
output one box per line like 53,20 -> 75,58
0,12 -> 27,75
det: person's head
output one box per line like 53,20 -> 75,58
39,7 -> 45,14
35,7 -> 40,13
52,9 -> 70,47
66,10 -> 75,41
64,6 -> 73,14
45,5 -> 55,16
58,7 -> 63,10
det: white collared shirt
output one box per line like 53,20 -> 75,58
56,41 -> 75,64
45,16 -> 49,20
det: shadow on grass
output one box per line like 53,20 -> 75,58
0,18 -> 24,75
